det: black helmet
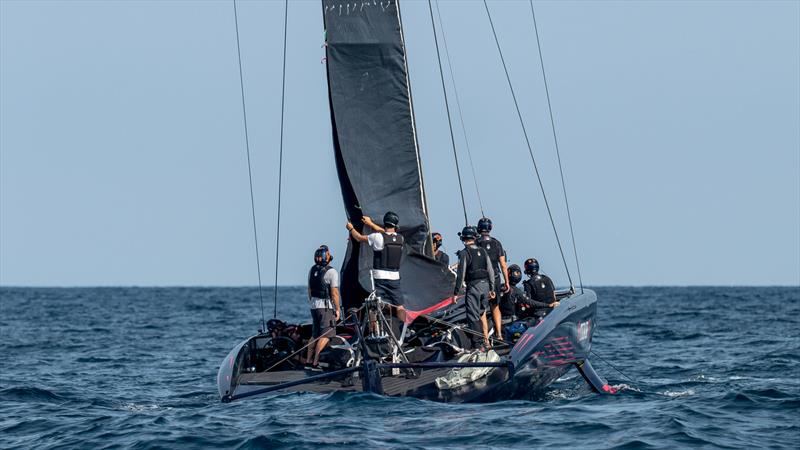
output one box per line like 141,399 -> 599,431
266,318 -> 286,333
508,264 -> 523,285
314,245 -> 332,264
432,232 -> 443,248
477,217 -> 492,233
524,258 -> 540,275
383,211 -> 399,228
458,226 -> 478,241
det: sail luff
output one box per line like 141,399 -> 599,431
395,0 -> 434,258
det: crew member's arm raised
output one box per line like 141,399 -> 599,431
345,222 -> 369,243
361,216 -> 385,233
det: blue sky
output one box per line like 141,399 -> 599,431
1,0 -> 798,287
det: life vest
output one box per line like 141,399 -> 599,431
373,232 -> 404,271
308,264 -> 332,300
524,274 -> 555,304
463,245 -> 490,282
500,287 -> 521,317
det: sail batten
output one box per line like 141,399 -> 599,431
322,0 -> 454,312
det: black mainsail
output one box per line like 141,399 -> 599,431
322,0 -> 453,315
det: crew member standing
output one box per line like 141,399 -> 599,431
305,245 -> 340,369
346,211 -> 406,322
453,225 -> 496,351
432,232 -> 449,265
522,258 -> 559,320
476,217 -> 510,340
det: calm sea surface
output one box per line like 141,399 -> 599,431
1,286 -> 798,449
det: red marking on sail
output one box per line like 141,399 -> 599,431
404,296 -> 459,324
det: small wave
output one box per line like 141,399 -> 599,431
610,383 -> 641,393
75,356 -> 114,363
118,403 -> 173,413
660,389 -> 695,398
0,386 -> 64,402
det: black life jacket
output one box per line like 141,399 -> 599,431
500,286 -> 521,317
464,245 -> 490,282
524,274 -> 555,304
477,235 -> 503,276
373,232 -> 404,271
308,264 -> 332,299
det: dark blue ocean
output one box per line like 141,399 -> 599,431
1,287 -> 798,449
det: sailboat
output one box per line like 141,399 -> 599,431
218,0 -> 615,403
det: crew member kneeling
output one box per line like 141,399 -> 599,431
522,258 -> 559,320
305,245 -> 340,370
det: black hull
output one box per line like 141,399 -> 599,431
218,289 -> 600,403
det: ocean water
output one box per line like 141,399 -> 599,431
1,286 -> 798,449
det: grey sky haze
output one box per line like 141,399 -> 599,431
1,0 -> 798,289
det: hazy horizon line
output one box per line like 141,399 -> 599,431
1,284 -> 798,289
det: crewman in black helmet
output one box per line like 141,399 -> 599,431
476,217 -> 510,340
453,225 -> 496,351
432,232 -> 449,265
305,245 -> 340,370
522,258 -> 559,320
346,211 -> 406,322
499,263 -> 525,324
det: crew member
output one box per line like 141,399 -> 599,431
346,212 -> 406,322
499,263 -> 525,324
305,245 -> 340,369
432,232 -> 449,265
453,225 -> 496,351
522,258 -> 559,320
476,217 -> 510,340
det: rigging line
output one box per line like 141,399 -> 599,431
483,0 -> 573,288
273,0 -> 289,319
434,0 -> 485,218
590,349 -> 672,398
427,0 -> 468,225
590,349 -> 638,386
529,1 -> 583,292
233,0 -> 266,333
